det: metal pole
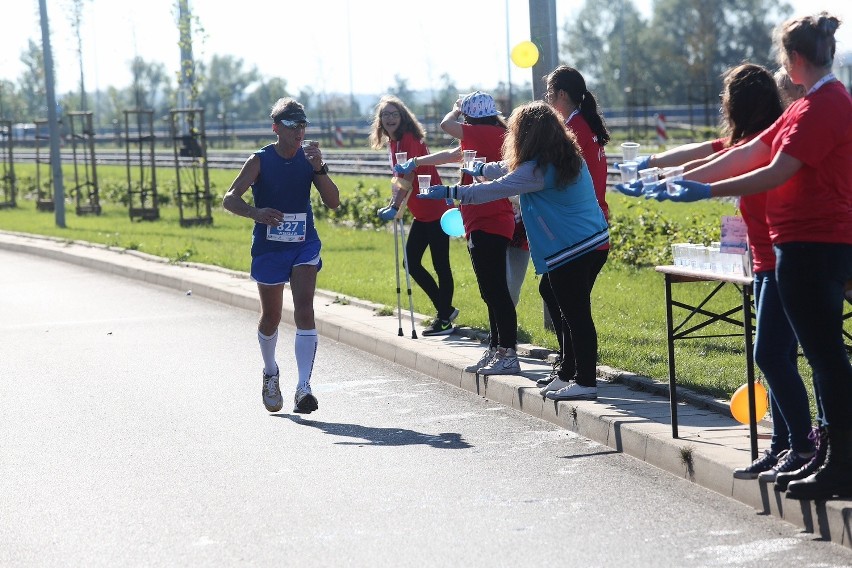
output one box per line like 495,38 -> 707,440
528,0 -> 558,100
38,0 -> 65,228
505,0 -> 513,111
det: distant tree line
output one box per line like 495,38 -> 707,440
0,0 -> 801,129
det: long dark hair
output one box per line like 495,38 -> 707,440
721,63 -> 783,145
544,65 -> 611,146
464,115 -> 508,129
502,102 -> 582,188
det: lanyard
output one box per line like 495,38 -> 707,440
565,109 -> 580,125
807,72 -> 836,95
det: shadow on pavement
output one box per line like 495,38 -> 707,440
273,414 -> 473,449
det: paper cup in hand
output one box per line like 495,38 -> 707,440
621,142 -> 640,162
418,175 -> 432,195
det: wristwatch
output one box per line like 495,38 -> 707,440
313,163 -> 329,175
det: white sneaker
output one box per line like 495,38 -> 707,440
539,377 -> 570,396
479,348 -> 521,376
465,347 -> 496,372
545,381 -> 597,401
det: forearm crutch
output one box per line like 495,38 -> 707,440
396,216 -> 418,339
392,219 -> 404,336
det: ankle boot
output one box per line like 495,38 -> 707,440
775,426 -> 826,492
787,427 -> 852,500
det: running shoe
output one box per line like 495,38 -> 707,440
422,318 -> 454,336
479,348 -> 521,376
540,377 -> 570,396
294,385 -> 318,414
262,368 -> 283,413
465,347 -> 496,372
544,381 -> 597,401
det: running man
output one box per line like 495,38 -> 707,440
223,97 -> 340,414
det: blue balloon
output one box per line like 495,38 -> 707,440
440,208 -> 465,237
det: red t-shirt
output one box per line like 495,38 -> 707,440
566,112 -> 609,251
758,80 -> 852,245
459,124 -> 515,240
716,136 -> 775,273
390,133 -> 449,222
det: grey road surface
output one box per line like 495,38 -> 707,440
1,249 -> 851,567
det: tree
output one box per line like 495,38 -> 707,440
18,39 -> 46,120
129,57 -> 173,113
561,0 -> 650,108
67,0 -> 91,112
195,55 -> 260,122
242,77 -> 289,121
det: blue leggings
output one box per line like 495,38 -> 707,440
753,270 -> 813,453
774,242 -> 852,429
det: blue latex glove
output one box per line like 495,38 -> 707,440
642,181 -> 668,200
461,162 -> 484,178
394,158 -> 417,175
635,156 -> 652,171
614,180 -> 645,197
662,180 -> 712,202
417,185 -> 456,200
377,205 -> 398,221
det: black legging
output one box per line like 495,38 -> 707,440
468,230 -> 517,349
539,249 -> 608,387
405,219 -> 454,320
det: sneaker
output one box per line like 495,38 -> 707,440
732,449 -> 783,480
465,347 -> 497,372
540,377 -> 570,396
536,367 -> 560,387
294,385 -> 318,414
758,449 -> 814,482
422,318 -> 454,336
479,348 -> 521,376
537,357 -> 563,386
446,307 -> 460,323
262,368 -> 283,413
775,428 -> 827,491
545,381 -> 597,401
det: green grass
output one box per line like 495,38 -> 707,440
0,166 -> 819,409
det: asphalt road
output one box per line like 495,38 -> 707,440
2,249 -> 851,567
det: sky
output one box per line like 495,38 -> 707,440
1,0 -> 851,99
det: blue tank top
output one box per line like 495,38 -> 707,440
250,144 -> 319,257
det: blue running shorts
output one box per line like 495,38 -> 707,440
251,241 -> 322,285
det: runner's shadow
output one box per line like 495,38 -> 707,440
274,414 -> 472,449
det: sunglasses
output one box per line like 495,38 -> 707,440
380,111 -> 400,119
278,119 -> 308,129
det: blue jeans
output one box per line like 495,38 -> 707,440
774,242 -> 852,429
753,270 -> 813,453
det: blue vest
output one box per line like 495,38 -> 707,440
250,144 -> 319,257
520,162 -> 609,274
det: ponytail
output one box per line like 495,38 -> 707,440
545,66 -> 610,146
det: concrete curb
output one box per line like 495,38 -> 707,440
2,229 -> 849,549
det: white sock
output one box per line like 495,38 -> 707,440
295,329 -> 318,390
258,330 -> 278,376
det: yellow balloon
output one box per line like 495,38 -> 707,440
511,41 -> 540,68
729,382 -> 769,425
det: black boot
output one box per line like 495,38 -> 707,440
787,427 -> 852,500
775,426 -> 826,492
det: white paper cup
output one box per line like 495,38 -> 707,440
663,166 -> 684,194
301,140 -> 317,148
621,142 -> 640,162
418,175 -> 432,195
638,167 -> 660,185
462,150 -> 477,169
395,152 -> 408,165
618,161 -> 639,183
